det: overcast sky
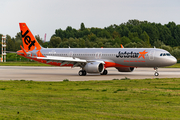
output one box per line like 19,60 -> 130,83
0,0 -> 180,41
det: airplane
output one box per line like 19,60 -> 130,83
17,23 -> 177,76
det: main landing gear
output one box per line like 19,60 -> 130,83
78,70 -> 86,76
78,69 -> 108,76
154,67 -> 159,76
101,69 -> 108,75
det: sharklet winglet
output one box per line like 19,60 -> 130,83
121,44 -> 124,48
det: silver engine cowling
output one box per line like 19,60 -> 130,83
84,62 -> 104,73
116,67 -> 134,72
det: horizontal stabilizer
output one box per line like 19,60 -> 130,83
20,45 -> 27,56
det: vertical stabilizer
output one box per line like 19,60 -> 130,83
19,23 -> 42,51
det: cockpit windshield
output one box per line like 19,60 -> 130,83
160,53 -> 171,56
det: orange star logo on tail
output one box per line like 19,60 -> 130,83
138,50 -> 148,59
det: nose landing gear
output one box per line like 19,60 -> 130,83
154,67 -> 159,76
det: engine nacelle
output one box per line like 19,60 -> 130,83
116,67 -> 134,72
84,62 -> 104,73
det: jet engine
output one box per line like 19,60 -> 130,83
84,62 -> 104,73
116,67 -> 134,72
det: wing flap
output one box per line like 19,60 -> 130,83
37,56 -> 87,67
37,56 -> 87,63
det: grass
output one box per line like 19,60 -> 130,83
0,78 -> 180,119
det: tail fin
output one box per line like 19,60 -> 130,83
19,23 -> 42,51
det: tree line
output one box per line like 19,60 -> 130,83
0,19 -> 180,60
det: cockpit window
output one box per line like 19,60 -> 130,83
160,53 -> 171,56
166,53 -> 171,56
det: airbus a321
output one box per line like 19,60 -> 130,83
17,23 -> 177,76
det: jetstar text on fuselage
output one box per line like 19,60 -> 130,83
116,51 -> 139,58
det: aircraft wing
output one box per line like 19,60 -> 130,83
37,56 -> 87,67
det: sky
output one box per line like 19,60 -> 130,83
0,0 -> 180,41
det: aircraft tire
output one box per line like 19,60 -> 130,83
79,70 -> 87,76
82,70 -> 87,76
79,70 -> 83,76
101,69 -> 108,75
154,72 -> 159,76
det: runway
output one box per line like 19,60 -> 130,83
0,66 -> 180,81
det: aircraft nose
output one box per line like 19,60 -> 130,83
168,56 -> 177,65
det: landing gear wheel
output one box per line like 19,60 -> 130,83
101,69 -> 108,75
154,72 -> 159,76
82,70 -> 86,76
79,70 -> 83,76
154,67 -> 159,76
79,70 -> 86,76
